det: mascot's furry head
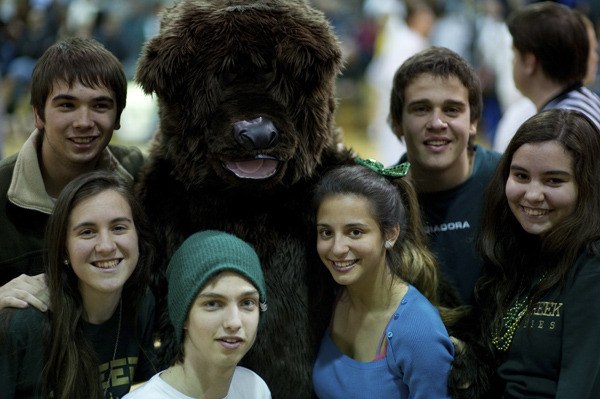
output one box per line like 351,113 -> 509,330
136,0 -> 345,191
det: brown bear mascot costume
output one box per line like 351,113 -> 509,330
135,0 -> 353,397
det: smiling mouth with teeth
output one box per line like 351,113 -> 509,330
94,260 -> 119,269
71,137 -> 95,144
332,260 -> 355,268
521,206 -> 549,216
426,140 -> 449,146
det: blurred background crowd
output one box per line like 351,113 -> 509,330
1,0 -> 599,162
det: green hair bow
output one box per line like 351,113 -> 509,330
354,157 -> 410,177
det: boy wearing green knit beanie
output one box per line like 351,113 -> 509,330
124,230 -> 271,399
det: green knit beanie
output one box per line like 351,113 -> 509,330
167,230 -> 267,345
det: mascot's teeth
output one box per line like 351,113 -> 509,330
224,159 -> 278,179
238,160 -> 264,173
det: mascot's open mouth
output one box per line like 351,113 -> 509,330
223,155 -> 279,179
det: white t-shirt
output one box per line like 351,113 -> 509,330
123,366 -> 271,399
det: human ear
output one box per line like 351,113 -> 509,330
33,107 -> 44,130
385,224 -> 401,247
522,52 -> 537,76
391,119 -> 404,139
469,120 -> 478,137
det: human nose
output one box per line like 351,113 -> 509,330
95,230 -> 116,254
427,110 -> 447,129
523,182 -> 544,203
73,107 -> 94,129
223,305 -> 242,331
331,235 -> 349,257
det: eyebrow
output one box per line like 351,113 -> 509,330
407,98 -> 466,106
443,99 -> 467,107
406,99 -> 430,107
510,164 -> 572,176
51,94 -> 115,103
198,289 -> 259,298
71,216 -> 133,231
316,222 -> 370,228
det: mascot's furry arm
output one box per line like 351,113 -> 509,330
447,305 -> 502,399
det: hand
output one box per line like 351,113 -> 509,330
0,274 -> 49,312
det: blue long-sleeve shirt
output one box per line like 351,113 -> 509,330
312,285 -> 454,398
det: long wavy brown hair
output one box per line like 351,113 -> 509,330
42,171 -> 155,399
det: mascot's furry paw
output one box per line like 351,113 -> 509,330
135,1 -> 353,398
447,308 -> 500,399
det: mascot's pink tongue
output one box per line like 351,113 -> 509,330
224,159 -> 278,179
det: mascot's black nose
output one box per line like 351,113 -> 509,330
233,117 -> 279,150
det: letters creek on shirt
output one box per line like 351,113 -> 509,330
424,221 -> 471,234
522,301 -> 563,331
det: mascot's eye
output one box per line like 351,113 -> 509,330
221,71 -> 238,85
220,64 -> 274,85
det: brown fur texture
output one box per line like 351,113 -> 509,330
135,1 -> 353,397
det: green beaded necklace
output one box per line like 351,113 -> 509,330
491,273 -> 547,352
491,292 -> 530,352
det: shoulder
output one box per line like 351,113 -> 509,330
0,154 -> 16,224
5,306 -> 46,329
401,287 -> 445,320
0,154 -> 17,189
0,307 -> 47,348
391,287 -> 452,343
108,144 -> 146,180
571,243 -> 600,278
230,366 -> 271,398
473,145 -> 501,167
0,153 -> 18,170
123,373 -> 174,399
468,145 -> 501,185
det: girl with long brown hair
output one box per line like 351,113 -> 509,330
0,170 -> 157,398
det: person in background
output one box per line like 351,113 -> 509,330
124,230 -> 271,399
311,160 -> 454,398
494,8 -> 599,153
389,46 -> 501,305
0,37 -> 145,311
364,0 -> 437,166
507,2 -> 600,129
0,170 -> 157,398
455,109 -> 600,398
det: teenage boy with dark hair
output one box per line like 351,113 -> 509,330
390,46 -> 501,305
0,37 -> 145,310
